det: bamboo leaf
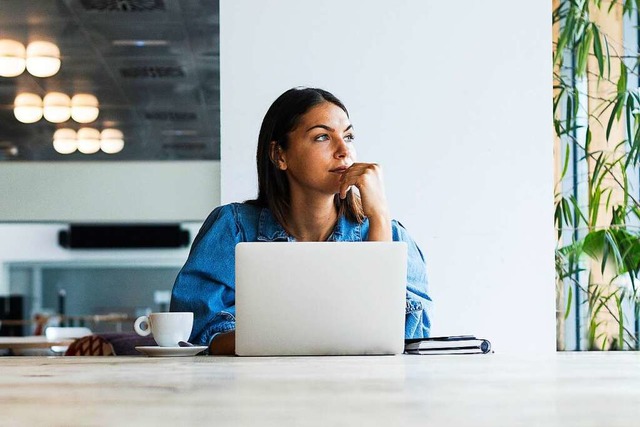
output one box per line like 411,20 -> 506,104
592,24 -> 605,76
566,91 -> 574,138
617,61 -> 628,96
564,285 -> 573,320
562,197 -> 573,227
569,195 -> 588,226
604,230 -> 624,272
555,5 -> 576,66
604,187 -> 613,211
625,92 -> 635,147
603,33 -> 611,78
601,237 -> 610,274
561,142 -> 571,180
553,86 -> 565,114
576,25 -> 594,77
610,0 -> 620,13
607,95 -> 624,140
555,201 -> 564,240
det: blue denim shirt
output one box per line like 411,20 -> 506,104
170,202 -> 432,347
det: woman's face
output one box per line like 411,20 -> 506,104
276,102 -> 356,198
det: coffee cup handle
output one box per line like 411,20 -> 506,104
134,315 -> 151,336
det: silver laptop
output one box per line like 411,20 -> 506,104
235,242 -> 407,356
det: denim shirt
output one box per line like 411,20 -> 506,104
170,202 -> 432,347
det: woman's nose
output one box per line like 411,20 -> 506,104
334,137 -> 350,158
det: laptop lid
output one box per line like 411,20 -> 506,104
235,242 -> 407,356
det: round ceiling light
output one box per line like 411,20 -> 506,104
14,93 -> 43,124
43,92 -> 71,123
71,94 -> 99,123
0,39 -> 26,77
77,127 -> 101,154
100,129 -> 124,154
25,41 -> 61,78
53,128 -> 77,154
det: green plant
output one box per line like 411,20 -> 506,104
553,0 -> 640,350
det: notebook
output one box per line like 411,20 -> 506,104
235,242 -> 407,356
404,335 -> 492,355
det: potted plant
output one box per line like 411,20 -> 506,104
553,0 -> 640,350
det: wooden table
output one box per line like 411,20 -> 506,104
0,336 -> 74,350
1,353 -> 639,426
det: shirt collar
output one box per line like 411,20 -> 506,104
257,208 -> 291,241
257,208 -> 362,242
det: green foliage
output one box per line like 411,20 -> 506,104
554,0 -> 640,350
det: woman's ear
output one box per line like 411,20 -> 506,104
270,141 -> 287,171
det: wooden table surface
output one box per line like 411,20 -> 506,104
1,353 -> 640,426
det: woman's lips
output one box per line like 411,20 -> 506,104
329,166 -> 350,173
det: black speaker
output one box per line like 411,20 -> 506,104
58,224 -> 190,249
0,295 -> 24,337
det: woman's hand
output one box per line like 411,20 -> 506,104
339,163 -> 392,241
209,330 -> 235,355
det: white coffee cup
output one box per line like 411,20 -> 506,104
134,312 -> 193,347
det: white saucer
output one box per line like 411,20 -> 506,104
135,345 -> 207,357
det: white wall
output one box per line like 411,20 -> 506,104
220,0 -> 555,353
0,161 -> 220,222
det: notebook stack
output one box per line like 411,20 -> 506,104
404,335 -> 492,355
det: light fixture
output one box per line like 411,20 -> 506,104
0,39 -> 26,77
100,129 -> 124,154
112,39 -> 168,47
71,94 -> 99,123
43,92 -> 71,123
14,93 -> 43,124
53,128 -> 77,154
77,128 -> 101,154
25,41 -> 60,78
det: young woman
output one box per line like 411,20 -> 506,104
170,87 -> 431,354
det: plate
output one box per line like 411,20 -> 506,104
135,345 -> 207,357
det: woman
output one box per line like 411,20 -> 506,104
170,87 -> 431,355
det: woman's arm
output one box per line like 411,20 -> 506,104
170,204 -> 240,350
392,220 -> 432,338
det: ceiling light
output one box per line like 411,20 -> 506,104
100,129 -> 124,154
112,40 -> 168,47
53,128 -> 77,154
77,128 -> 101,154
43,92 -> 71,123
25,41 -> 61,78
0,141 -> 19,159
14,93 -> 43,124
71,94 -> 99,123
0,39 -> 26,77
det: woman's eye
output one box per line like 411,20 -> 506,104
314,134 -> 329,142
344,134 -> 355,142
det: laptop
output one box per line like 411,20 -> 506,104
235,242 -> 407,356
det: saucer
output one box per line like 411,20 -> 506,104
135,345 -> 207,357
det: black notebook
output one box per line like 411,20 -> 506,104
404,335 -> 492,355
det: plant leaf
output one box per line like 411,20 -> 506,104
592,24 -> 605,76
607,94 -> 624,140
564,285 -> 573,320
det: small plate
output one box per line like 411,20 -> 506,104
135,345 -> 207,357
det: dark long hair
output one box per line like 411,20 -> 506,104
247,87 -> 364,227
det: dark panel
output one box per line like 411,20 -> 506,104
59,224 -> 191,249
